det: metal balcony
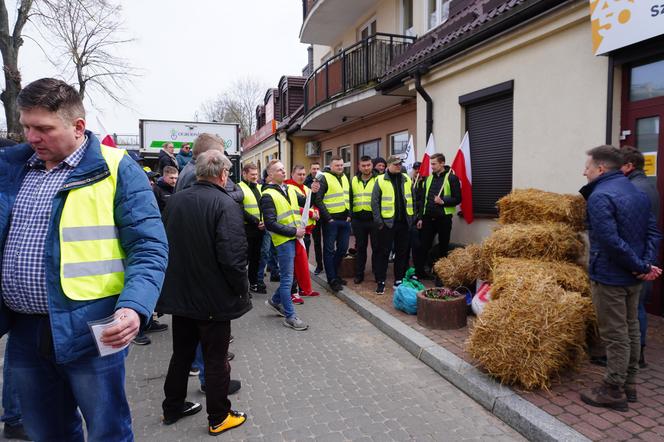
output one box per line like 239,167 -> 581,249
304,33 -> 416,114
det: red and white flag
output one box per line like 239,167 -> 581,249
101,134 -> 117,148
451,132 -> 473,224
419,133 -> 436,178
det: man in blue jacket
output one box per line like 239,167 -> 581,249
579,145 -> 661,412
0,78 -> 168,441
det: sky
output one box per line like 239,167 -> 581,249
9,0 -> 309,135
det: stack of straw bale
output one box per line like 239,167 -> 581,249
432,244 -> 489,287
462,188 -> 595,390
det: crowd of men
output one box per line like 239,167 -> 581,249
0,76 -> 661,440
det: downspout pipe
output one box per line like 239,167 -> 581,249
414,71 -> 433,142
605,55 -> 614,145
287,134 -> 294,171
275,132 -> 281,161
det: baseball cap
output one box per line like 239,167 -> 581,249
386,155 -> 403,166
127,150 -> 144,163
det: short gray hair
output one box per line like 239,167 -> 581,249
195,150 -> 231,179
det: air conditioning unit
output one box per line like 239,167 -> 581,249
305,141 -> 320,157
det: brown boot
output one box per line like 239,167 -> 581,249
624,383 -> 637,403
580,382 -> 628,412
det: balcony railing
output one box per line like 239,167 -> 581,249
302,0 -> 317,19
304,33 -> 416,113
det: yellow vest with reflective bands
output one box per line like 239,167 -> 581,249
424,172 -> 456,216
292,185 -> 316,227
263,186 -> 302,247
59,145 -> 127,301
323,172 -> 349,214
351,175 -> 375,213
377,173 -> 414,219
238,181 -> 261,220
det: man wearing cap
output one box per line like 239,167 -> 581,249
371,155 -> 415,295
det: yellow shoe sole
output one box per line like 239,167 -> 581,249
208,412 -> 247,436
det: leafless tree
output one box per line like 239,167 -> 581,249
35,0 -> 137,104
0,0 -> 33,138
200,77 -> 265,140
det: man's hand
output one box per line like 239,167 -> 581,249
258,221 -> 265,231
346,216 -> 351,223
637,265 -> 662,281
311,181 -> 321,193
296,227 -> 306,238
434,196 -> 444,205
416,220 -> 422,229
100,308 -> 141,348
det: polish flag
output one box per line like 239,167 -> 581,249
451,132 -> 473,224
101,134 -> 117,148
419,133 -> 436,178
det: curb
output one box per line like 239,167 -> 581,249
310,268 -> 590,442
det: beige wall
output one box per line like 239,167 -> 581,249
241,138 -> 279,174
415,2 -> 606,244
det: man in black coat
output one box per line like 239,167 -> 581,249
158,150 -> 251,436
153,165 -> 178,213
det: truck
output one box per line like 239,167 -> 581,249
138,119 -> 241,179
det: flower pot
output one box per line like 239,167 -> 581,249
416,288 -> 467,330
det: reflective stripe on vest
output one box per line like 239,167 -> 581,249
238,181 -> 261,220
323,172 -> 349,213
351,175 -> 375,213
59,145 -> 127,301
377,173 -> 414,219
292,185 -> 316,227
263,186 -> 302,247
424,172 -> 456,216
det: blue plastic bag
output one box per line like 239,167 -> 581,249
393,268 -> 423,315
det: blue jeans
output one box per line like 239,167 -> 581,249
322,219 -> 351,282
271,240 -> 296,319
257,232 -> 279,281
1,342 -> 21,427
638,281 -> 653,346
8,314 -> 132,442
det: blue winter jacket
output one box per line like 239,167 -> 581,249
0,131 -> 168,363
579,170 -> 661,286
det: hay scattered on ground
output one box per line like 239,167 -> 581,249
497,189 -> 586,231
432,244 -> 489,287
467,286 -> 593,390
491,257 -> 590,298
482,223 -> 584,267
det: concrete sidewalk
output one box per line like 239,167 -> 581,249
311,266 -> 663,441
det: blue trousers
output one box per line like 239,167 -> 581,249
271,240 -> 296,319
322,219 -> 351,282
8,314 -> 132,442
1,341 -> 22,427
257,232 -> 279,281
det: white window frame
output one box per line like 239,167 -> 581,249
358,16 -> 377,41
400,0 -> 414,36
389,131 -> 409,156
323,150 -> 333,167
426,0 -> 450,30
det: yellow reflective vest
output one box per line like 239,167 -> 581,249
263,186 -> 302,247
59,145 -> 127,301
423,172 -> 456,216
322,172 -> 349,214
376,173 -> 414,219
238,181 -> 262,221
351,175 -> 376,213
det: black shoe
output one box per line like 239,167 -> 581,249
254,282 -> 267,294
3,424 -> 31,441
590,355 -> 608,367
132,334 -> 151,345
639,345 -> 648,368
249,283 -> 258,292
145,320 -> 168,333
200,380 -> 241,395
624,384 -> 637,403
314,266 -> 323,275
336,278 -> 348,285
353,276 -> 364,284
328,281 -> 342,292
347,247 -> 357,256
163,401 -> 202,425
269,273 -> 280,282
227,352 -> 235,362
375,282 -> 385,295
393,280 -> 402,289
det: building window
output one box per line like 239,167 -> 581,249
357,139 -> 380,160
630,58 -> 664,102
359,18 -> 377,41
427,0 -> 450,30
389,131 -> 409,156
340,145 -> 352,177
323,150 -> 333,167
460,81 -> 514,216
401,0 -> 414,36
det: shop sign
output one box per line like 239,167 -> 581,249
590,1 -> 664,55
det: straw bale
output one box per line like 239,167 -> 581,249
432,244 -> 489,287
497,189 -> 586,231
467,285 -> 593,390
482,223 -> 584,267
491,258 -> 590,298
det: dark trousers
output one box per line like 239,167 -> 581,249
374,221 -> 410,283
322,219 -> 351,282
351,219 -> 377,279
246,229 -> 264,284
307,223 -> 323,269
163,316 -> 231,426
415,215 -> 452,274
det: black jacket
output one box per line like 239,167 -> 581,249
158,149 -> 178,175
156,181 -> 251,321
628,169 -> 660,220
313,172 -> 349,222
260,183 -> 305,238
418,166 -> 462,219
153,179 -> 174,213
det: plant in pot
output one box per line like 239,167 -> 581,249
416,287 -> 467,330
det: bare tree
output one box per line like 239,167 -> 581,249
35,0 -> 137,104
0,0 -> 33,138
200,77 -> 265,140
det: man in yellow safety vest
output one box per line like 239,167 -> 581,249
349,155 -> 378,284
238,162 -> 265,294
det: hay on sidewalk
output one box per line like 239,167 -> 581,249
467,284 -> 593,390
491,257 -> 590,298
432,244 -> 489,287
497,189 -> 586,231
482,223 -> 584,266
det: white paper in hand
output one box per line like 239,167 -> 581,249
88,314 -> 130,357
